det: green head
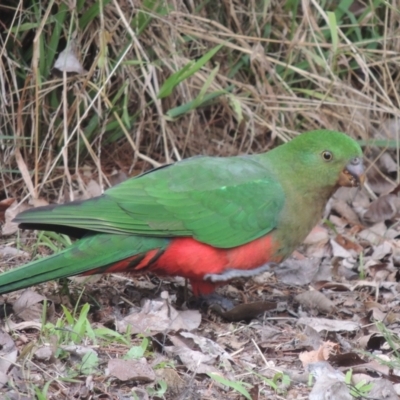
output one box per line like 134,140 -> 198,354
270,130 -> 364,190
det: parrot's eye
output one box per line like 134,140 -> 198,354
322,151 -> 333,161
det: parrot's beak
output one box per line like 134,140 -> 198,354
338,157 -> 365,187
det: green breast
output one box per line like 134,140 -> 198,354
272,184 -> 334,258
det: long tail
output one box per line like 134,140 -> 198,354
0,234 -> 168,295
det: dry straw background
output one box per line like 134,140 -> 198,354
1,0 -> 399,201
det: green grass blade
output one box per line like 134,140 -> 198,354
46,3 -> 69,77
327,12 -> 338,53
165,90 -> 226,119
79,0 -> 112,30
158,43 -> 223,99
191,63 -> 220,109
208,373 -> 252,400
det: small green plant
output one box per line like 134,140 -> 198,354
250,370 -> 290,395
93,325 -> 131,346
153,360 -> 175,369
157,44 -> 223,99
146,380 -> 168,397
37,302 -> 135,378
261,372 -> 291,394
40,302 -> 130,360
79,351 -> 99,375
370,322 -> 400,369
33,380 -> 53,400
208,372 -> 252,400
345,369 -> 373,398
35,231 -> 72,254
124,336 -> 150,359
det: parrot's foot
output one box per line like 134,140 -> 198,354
188,293 -> 236,311
204,262 -> 277,283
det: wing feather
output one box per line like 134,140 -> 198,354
15,155 -> 285,248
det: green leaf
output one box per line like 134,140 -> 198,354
45,3 -> 69,78
0,135 -> 26,140
122,83 -> 131,129
72,303 -> 90,343
132,0 -> 172,35
61,305 -> 74,326
228,95 -> 243,123
165,90 -> 226,119
261,376 -> 278,391
208,373 -> 252,400
39,34 -> 46,79
9,21 -> 53,34
191,63 -> 220,108
80,351 -> 99,375
327,12 -> 338,53
124,337 -> 149,359
79,0 -> 112,30
158,44 -> 223,98
344,369 -> 352,384
34,380 -> 53,400
93,327 -> 130,345
147,380 -> 168,396
84,318 -> 97,343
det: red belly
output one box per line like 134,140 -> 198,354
151,235 -> 281,295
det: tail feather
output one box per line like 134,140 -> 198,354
0,234 -> 168,295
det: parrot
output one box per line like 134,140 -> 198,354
0,130 -> 364,299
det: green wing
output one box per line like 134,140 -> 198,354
14,156 -> 285,248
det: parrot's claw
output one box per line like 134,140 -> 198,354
204,262 -> 277,282
188,293 -> 236,311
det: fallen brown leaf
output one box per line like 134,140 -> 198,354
107,358 -> 155,382
364,183 -> 400,223
13,290 -> 54,322
295,291 -> 335,314
299,342 -> 338,367
164,335 -> 219,375
335,234 -> 363,253
117,292 -> 201,334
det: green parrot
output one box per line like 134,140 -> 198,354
0,130 -> 364,297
